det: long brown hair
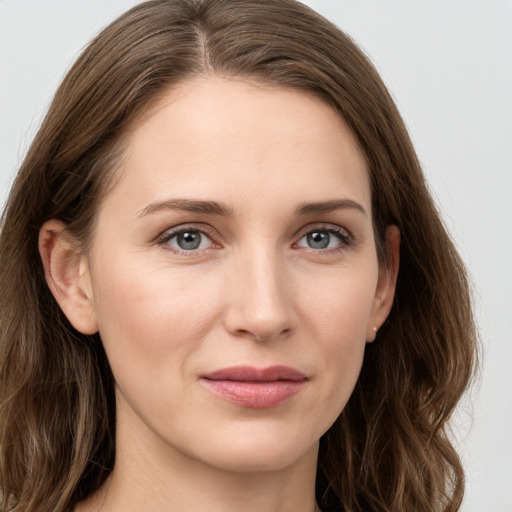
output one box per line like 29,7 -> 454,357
0,1 -> 477,510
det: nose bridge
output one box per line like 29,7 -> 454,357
223,239 -> 295,341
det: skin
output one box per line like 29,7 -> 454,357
40,77 -> 399,512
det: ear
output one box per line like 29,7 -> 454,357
366,225 -> 400,342
39,219 -> 98,335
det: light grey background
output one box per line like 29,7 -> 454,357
1,1 -> 511,510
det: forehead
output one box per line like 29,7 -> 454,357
104,77 -> 371,216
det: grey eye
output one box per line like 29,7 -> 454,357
167,230 -> 212,251
296,228 -> 349,250
306,231 -> 331,249
177,231 -> 201,250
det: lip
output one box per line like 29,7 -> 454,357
200,365 -> 307,408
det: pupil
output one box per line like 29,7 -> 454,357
307,231 -> 330,249
178,231 -> 201,250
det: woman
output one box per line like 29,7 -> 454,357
0,1 -> 476,511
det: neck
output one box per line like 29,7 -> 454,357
76,404 -> 321,512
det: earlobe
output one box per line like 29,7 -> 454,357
367,225 -> 400,342
39,219 -> 98,335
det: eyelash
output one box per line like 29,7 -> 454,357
295,224 -> 352,252
157,225 -> 219,256
157,223 -> 353,256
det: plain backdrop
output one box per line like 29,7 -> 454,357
1,1 -> 511,510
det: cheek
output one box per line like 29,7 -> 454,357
299,266 -> 377,410
300,264 -> 377,344
90,253 -> 224,378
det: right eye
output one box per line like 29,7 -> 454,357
160,228 -> 215,253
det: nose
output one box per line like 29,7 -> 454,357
222,245 -> 297,342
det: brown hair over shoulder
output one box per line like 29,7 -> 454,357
0,1 -> 477,511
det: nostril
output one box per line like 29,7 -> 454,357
235,327 -> 293,343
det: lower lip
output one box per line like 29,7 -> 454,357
201,379 -> 305,408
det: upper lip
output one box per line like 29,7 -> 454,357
201,365 -> 307,382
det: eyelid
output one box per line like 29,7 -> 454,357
155,222 -> 353,255
156,224 -> 221,254
293,223 -> 353,250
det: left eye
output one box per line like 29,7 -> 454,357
165,229 -> 213,251
297,229 -> 348,250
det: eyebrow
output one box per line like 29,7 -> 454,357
136,197 -> 367,219
136,198 -> 234,218
295,199 -> 367,216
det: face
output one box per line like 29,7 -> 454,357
75,77 -> 396,473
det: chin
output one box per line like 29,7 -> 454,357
190,427 -> 320,474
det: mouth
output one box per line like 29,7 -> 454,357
200,365 -> 307,408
